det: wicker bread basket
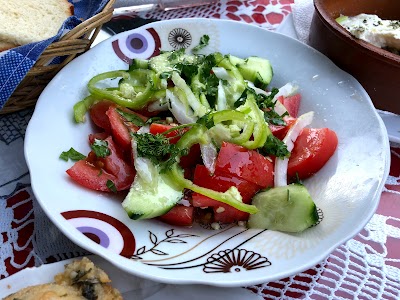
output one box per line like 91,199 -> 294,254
1,0 -> 116,114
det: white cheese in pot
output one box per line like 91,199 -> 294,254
337,13 -> 400,53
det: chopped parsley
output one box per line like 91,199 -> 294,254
91,139 -> 110,158
192,35 -> 210,53
59,147 -> 86,162
259,134 -> 290,159
106,180 -> 117,193
264,109 -> 288,126
131,132 -> 188,173
168,48 -> 185,61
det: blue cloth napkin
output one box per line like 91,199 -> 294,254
0,0 -> 110,110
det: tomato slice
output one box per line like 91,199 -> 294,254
158,205 -> 194,226
66,136 -> 135,192
215,142 -> 274,188
149,123 -> 183,144
192,164 -> 260,223
192,165 -> 260,207
89,100 -> 114,132
212,204 -> 249,223
278,93 -> 301,118
106,106 -> 148,151
88,132 -> 109,144
288,128 -> 338,180
269,116 -> 297,141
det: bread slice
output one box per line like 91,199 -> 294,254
0,0 -> 74,47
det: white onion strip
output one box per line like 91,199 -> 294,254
216,80 -> 227,111
212,67 -> 231,81
166,89 -> 197,124
274,111 -> 314,187
200,143 -> 218,174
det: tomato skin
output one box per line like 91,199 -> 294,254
215,142 -> 274,188
67,160 -> 119,192
149,123 -> 183,144
179,144 -> 201,169
192,164 -> 260,224
88,132 -> 109,144
158,205 -> 194,226
89,100 -> 114,132
213,204 -> 249,223
288,128 -> 338,180
106,106 -> 147,151
278,93 -> 301,118
192,165 -> 260,207
66,136 -> 135,192
269,116 -> 297,140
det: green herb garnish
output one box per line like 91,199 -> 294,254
131,133 -> 188,173
259,134 -> 290,159
106,180 -> 117,192
192,35 -> 210,53
91,139 -> 111,158
59,148 -> 86,161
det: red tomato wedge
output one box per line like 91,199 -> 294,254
66,136 -> 135,192
278,93 -> 301,118
192,165 -> 260,207
269,116 -> 297,141
149,123 -> 184,144
88,132 -> 109,144
158,205 -> 194,226
106,106 -> 148,151
192,164 -> 260,224
212,203 -> 249,223
215,142 -> 274,188
288,128 -> 338,180
89,100 -> 114,132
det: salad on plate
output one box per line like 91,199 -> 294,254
61,36 -> 338,232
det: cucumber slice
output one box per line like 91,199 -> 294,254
149,51 -> 198,74
122,172 -> 183,220
236,56 -> 273,89
129,58 -> 149,70
248,184 -> 318,232
228,55 -> 245,66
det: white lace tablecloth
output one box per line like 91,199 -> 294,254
1,1 -> 400,299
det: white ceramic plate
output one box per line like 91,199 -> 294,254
24,18 -> 390,287
0,255 -> 259,300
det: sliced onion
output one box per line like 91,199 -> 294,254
274,111 -> 314,187
216,80 -> 227,111
148,98 -> 169,112
178,198 -> 191,207
131,136 -> 156,185
245,80 -> 270,96
273,82 -> 299,100
212,67 -> 231,81
137,125 -> 149,134
200,143 -> 218,174
166,89 -> 197,124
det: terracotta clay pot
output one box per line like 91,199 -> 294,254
309,0 -> 400,114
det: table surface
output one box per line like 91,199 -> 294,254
1,1 -> 400,299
